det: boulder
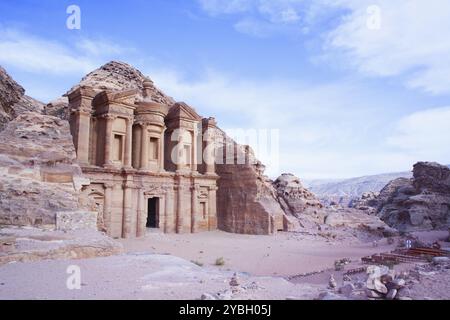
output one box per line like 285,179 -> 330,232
273,173 -> 326,224
376,162 -> 450,231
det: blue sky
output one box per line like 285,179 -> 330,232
1,0 -> 450,179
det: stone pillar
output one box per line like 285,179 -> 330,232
122,180 -> 135,238
208,186 -> 218,230
103,183 -> 114,236
159,128 -> 166,171
191,184 -> 199,233
191,128 -> 198,172
76,111 -> 91,165
164,187 -> 171,233
202,118 -> 217,175
140,123 -> 148,170
176,185 -> 184,233
124,117 -> 133,168
176,130 -> 184,172
136,188 -> 146,237
104,115 -> 115,167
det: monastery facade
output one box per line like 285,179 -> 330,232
68,80 -> 219,238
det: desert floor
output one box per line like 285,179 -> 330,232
0,230 -> 448,300
119,230 -> 395,276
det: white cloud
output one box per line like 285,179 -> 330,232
0,27 -> 130,75
387,106 -> 450,163
197,0 -> 254,15
199,0 -> 450,96
0,28 -> 95,74
146,66 -> 426,179
323,0 -> 450,95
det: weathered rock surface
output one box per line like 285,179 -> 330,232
77,61 -> 175,105
274,173 -> 325,225
215,136 -> 297,234
0,227 -> 122,265
0,112 -> 88,227
0,66 -> 44,130
375,162 -> 450,231
350,191 -> 379,214
324,207 -> 397,237
305,171 -> 413,207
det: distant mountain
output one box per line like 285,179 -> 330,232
304,165 -> 450,206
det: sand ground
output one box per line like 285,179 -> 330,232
0,229 -> 447,300
119,230 -> 396,277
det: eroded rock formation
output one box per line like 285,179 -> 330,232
0,112 -> 87,226
215,134 -> 297,234
361,162 -> 450,232
273,173 -> 325,227
0,66 -> 44,131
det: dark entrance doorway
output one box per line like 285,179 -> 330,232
146,198 -> 159,228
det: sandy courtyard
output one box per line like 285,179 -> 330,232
119,230 -> 395,277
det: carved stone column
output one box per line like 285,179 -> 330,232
202,118 -> 217,175
136,188 -> 145,237
176,130 -> 184,172
176,184 -> 184,233
122,180 -> 136,238
76,110 -> 91,165
159,128 -> 166,171
191,184 -> 199,233
124,117 -> 133,168
191,127 -> 198,172
164,187 -> 172,233
140,123 -> 148,170
103,182 -> 114,236
208,186 -> 218,230
104,115 -> 115,167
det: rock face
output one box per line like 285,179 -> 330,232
77,60 -> 175,105
215,134 -> 296,234
306,171 -> 413,207
0,66 -> 44,130
0,112 -> 87,227
350,191 -> 379,214
325,207 -> 397,237
375,162 -> 450,231
273,173 -> 326,226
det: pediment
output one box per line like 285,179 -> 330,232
167,102 -> 202,121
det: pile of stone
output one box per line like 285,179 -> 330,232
365,265 -> 407,300
201,273 -> 265,300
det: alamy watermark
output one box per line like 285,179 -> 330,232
366,5 -> 382,30
66,265 -> 81,290
66,5 -> 81,30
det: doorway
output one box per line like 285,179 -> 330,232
146,197 -> 159,228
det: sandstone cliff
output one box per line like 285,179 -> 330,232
356,162 -> 450,232
0,66 -> 44,131
214,134 -> 297,234
0,66 -> 122,262
0,112 -> 86,226
273,173 -> 325,227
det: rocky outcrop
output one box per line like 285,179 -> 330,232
76,60 -> 175,105
273,173 -> 326,226
0,66 -> 44,130
0,112 -> 88,227
306,171 -> 413,207
215,133 -> 297,234
324,207 -> 397,237
375,162 -> 450,231
350,191 -> 379,214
